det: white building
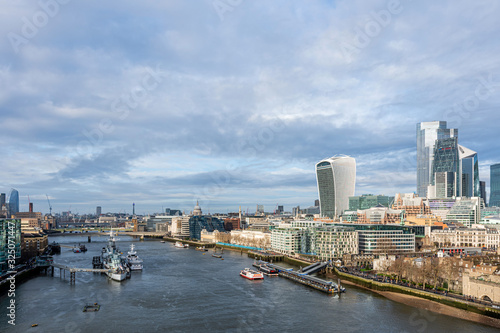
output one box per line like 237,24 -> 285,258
271,227 -> 303,255
314,226 -> 358,261
316,155 -> 356,218
430,225 -> 500,250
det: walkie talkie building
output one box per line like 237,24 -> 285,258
315,155 -> 356,219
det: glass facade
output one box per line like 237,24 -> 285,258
316,156 -> 356,218
0,219 -> 22,273
348,194 -> 394,211
431,137 -> 460,197
8,189 -> 19,217
458,145 -> 480,198
188,216 -> 225,240
490,163 -> 500,207
416,121 -> 457,197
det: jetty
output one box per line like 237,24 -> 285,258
50,263 -> 113,284
264,261 -> 344,294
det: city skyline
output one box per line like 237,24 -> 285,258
2,1 -> 500,214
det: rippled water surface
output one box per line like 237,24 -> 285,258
0,234 -> 498,332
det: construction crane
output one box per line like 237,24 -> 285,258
46,194 -> 52,216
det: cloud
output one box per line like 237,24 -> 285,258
1,0 -> 500,213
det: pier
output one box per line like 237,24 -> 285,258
50,263 -> 112,284
265,261 -> 343,294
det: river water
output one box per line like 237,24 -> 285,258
0,234 -> 498,333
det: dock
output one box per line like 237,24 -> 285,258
50,263 -> 113,284
265,261 -> 344,294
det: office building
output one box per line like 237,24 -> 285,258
490,164 -> 500,207
459,145 -> 480,197
96,206 -> 102,216
417,121 -> 458,197
430,137 -> 460,197
316,155 -> 356,218
480,181 -> 487,207
8,189 -> 19,217
314,226 -> 358,261
349,194 -> 394,211
0,193 -> 5,210
445,197 -> 482,227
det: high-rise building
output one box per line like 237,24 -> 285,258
459,145 -> 480,197
256,205 -> 264,214
490,164 -> 500,207
96,206 -> 102,216
316,155 -> 356,218
480,181 -> 487,207
8,189 -> 19,217
0,193 -> 5,209
314,199 -> 320,207
417,121 -> 458,197
430,137 -> 460,197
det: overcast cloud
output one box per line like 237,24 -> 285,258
1,0 -> 500,214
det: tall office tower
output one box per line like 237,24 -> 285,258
417,121 -> 458,197
459,145 -> 480,197
316,155 -> 356,218
0,193 -> 5,209
480,181 -> 487,206
430,137 -> 460,198
314,199 -> 319,207
8,189 -> 19,216
490,164 -> 500,207
96,206 -> 102,216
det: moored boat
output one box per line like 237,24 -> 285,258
126,244 -> 143,271
240,268 -> 264,280
175,241 -> 188,248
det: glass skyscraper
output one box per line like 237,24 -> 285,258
315,155 -> 356,218
8,189 -> 19,217
416,121 -> 457,197
459,145 -> 479,197
490,164 -> 500,207
431,137 -> 460,197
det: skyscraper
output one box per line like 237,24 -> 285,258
316,155 -> 356,218
480,181 -> 487,206
8,189 -> 19,216
459,145 -> 479,197
490,164 -> 500,207
96,206 -> 102,216
417,121 -> 458,197
431,137 -> 460,198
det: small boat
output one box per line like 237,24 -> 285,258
72,247 -> 81,253
79,244 -> 87,252
83,303 -> 100,312
160,241 -> 165,243
32,324 -> 38,327
240,268 -> 264,280
175,241 -> 188,248
196,246 -> 208,251
212,254 -> 222,258
257,265 -> 279,276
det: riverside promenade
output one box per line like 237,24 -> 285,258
333,266 -> 500,319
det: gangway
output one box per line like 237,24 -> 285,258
300,262 -> 329,275
267,263 -> 293,272
300,262 -> 321,273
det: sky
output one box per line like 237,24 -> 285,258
1,0 -> 500,215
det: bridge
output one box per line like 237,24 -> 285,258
50,262 -> 113,284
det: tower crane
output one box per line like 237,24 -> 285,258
46,194 -> 52,216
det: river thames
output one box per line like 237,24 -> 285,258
1,234 -> 498,333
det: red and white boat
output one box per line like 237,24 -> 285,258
240,268 -> 264,280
